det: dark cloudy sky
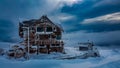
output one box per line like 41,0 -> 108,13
0,0 -> 120,46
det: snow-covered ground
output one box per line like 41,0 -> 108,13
0,42 -> 120,68
0,48 -> 120,68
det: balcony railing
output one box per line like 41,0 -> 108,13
36,32 -> 53,34
35,40 -> 64,45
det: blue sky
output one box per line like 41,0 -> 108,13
0,0 -> 120,46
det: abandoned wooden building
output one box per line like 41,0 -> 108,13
19,15 -> 64,54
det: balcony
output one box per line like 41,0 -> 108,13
35,40 -> 64,45
36,32 -> 53,34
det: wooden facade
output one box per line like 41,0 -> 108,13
19,15 -> 64,54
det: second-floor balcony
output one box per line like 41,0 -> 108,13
35,40 -> 64,45
36,32 -> 53,34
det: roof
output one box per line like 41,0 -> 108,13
21,15 -> 64,31
78,42 -> 93,47
23,19 -> 37,25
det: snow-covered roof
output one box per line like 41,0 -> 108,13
20,15 -> 64,31
78,42 -> 92,47
79,44 -> 89,47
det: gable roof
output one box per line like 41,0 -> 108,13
21,15 -> 64,32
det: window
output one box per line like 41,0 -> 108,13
46,27 -> 52,32
37,27 -> 44,32
79,47 -> 88,51
56,35 -> 61,40
53,27 -> 56,31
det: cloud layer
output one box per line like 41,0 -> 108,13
81,12 -> 120,24
0,0 -> 120,46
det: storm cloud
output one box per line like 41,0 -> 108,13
0,0 -> 120,46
